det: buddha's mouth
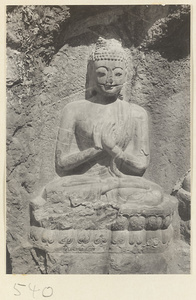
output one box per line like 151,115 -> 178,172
98,84 -> 120,89
105,85 -> 117,88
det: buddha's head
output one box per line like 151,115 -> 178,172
88,37 -> 127,97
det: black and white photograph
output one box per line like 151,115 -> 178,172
6,4 -> 191,276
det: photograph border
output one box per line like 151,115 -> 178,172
1,0 -> 195,299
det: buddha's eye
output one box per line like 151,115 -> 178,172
96,72 -> 106,77
115,72 -> 123,77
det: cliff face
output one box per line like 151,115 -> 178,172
6,5 -> 190,273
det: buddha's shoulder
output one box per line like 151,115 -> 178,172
130,103 -> 148,119
62,99 -> 88,113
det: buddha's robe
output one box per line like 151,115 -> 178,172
40,98 -> 163,207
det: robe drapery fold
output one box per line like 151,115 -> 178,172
44,100 -> 162,206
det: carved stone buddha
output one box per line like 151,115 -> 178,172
29,38 -> 179,274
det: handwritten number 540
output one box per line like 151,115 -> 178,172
14,283 -> 53,298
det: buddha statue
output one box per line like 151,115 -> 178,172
42,38 -> 162,208
29,38 -> 178,274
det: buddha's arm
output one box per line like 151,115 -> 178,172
56,145 -> 102,171
109,108 -> 150,176
55,104 -> 102,172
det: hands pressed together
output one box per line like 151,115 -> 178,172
93,121 -> 118,154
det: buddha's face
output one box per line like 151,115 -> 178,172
93,59 -> 126,97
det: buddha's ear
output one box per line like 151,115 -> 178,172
119,64 -> 128,101
85,60 -> 96,99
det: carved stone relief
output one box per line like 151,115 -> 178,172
28,37 -> 181,274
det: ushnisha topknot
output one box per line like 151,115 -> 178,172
89,37 -> 127,62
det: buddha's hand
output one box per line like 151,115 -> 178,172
93,121 -> 104,150
101,122 -> 117,151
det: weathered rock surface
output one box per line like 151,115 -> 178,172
6,5 -> 190,274
172,170 -> 191,244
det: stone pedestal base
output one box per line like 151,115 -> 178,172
29,195 -> 182,274
30,239 -> 189,274
32,252 -> 169,274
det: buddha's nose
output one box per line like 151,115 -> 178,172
106,74 -> 113,84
